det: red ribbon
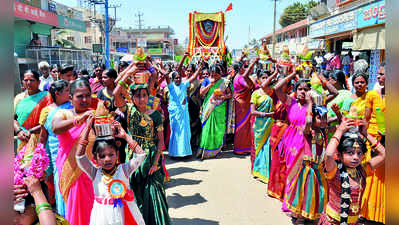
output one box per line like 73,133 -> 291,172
95,190 -> 137,225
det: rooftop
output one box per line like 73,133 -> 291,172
260,18 -> 309,40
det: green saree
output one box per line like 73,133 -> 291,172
125,103 -> 171,225
198,78 -> 229,159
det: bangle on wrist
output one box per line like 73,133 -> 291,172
15,127 -> 22,134
331,136 -> 340,144
371,141 -> 379,149
35,202 -> 52,214
119,81 -> 129,89
78,139 -> 89,147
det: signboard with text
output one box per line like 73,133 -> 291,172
58,15 -> 86,32
148,48 -> 163,54
14,0 -> 58,26
356,0 -> 385,28
117,48 -> 128,53
55,2 -> 83,21
92,44 -> 103,54
309,10 -> 356,38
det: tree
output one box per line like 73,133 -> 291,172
279,1 -> 318,28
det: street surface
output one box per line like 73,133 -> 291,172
164,150 -> 381,225
164,150 -> 294,225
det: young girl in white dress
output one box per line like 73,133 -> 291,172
76,115 -> 146,225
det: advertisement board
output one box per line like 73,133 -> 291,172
14,0 -> 58,26
58,15 -> 86,32
356,0 -> 385,28
93,44 -> 103,54
148,48 -> 163,54
309,10 -> 356,38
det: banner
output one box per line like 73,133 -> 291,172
356,0 -> 385,28
14,0 -> 58,26
58,15 -> 86,32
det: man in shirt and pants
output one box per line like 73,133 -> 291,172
38,61 -> 54,91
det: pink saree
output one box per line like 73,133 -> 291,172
56,119 -> 95,225
233,75 -> 253,155
278,97 -> 307,212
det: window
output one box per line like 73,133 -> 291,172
84,36 -> 92,44
67,36 -> 74,41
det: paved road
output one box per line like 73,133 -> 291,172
163,150 -> 382,225
164,150 -> 294,225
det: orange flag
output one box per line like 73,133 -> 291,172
225,2 -> 233,12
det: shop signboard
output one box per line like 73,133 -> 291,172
307,39 -> 324,50
55,2 -> 83,21
92,44 -> 103,54
117,48 -> 128,53
148,48 -> 163,54
58,15 -> 86,32
18,0 -> 41,8
309,10 -> 356,38
357,0 -> 385,28
14,0 -> 58,26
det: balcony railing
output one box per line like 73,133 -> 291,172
25,46 -> 94,70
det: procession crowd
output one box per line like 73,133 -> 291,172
13,45 -> 386,225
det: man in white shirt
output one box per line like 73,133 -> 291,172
38,61 -> 54,91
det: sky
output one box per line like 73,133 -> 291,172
56,0 -> 313,49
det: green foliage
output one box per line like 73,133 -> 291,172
279,0 -> 318,28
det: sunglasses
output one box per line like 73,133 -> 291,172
378,73 -> 385,76
244,65 -> 249,69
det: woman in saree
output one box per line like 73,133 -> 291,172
341,71 -> 385,223
52,79 -> 97,225
38,80 -> 72,216
166,68 -> 200,158
114,65 -> 171,225
267,75 -> 291,201
197,64 -> 232,159
274,72 -> 312,215
250,70 -> 276,183
14,70 -> 52,152
233,57 -> 259,155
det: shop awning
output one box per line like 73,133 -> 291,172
353,26 -> 385,50
31,23 -> 52,36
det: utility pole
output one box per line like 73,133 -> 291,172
86,0 -> 119,68
272,0 -> 277,58
104,0 -> 110,67
136,12 -> 144,30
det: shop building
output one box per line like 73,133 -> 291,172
110,26 -> 176,61
259,18 -> 325,57
14,0 -> 58,58
309,0 -> 385,86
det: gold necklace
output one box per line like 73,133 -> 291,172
347,168 -> 358,179
102,167 -> 117,185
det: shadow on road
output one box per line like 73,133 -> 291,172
218,150 -> 249,159
170,217 -> 219,225
168,167 -> 208,177
165,177 -> 202,189
164,154 -> 196,165
167,192 -> 207,209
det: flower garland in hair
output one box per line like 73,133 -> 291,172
14,143 -> 49,185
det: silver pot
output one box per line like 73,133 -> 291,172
94,123 -> 113,137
